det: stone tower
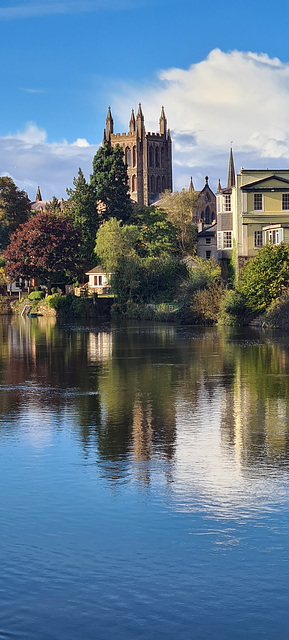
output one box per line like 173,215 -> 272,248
103,105 -> 172,206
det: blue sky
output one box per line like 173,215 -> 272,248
2,0 -> 289,199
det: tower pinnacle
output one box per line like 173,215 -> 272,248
129,109 -> 136,134
227,147 -> 235,188
159,106 -> 167,138
136,103 -> 145,140
106,106 -> 114,141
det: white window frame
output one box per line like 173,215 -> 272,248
217,196 -> 222,214
253,193 -> 263,211
282,194 -> 289,211
264,228 -> 283,245
224,194 -> 231,212
223,231 -> 232,249
254,230 -> 263,249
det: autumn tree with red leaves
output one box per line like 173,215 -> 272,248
4,211 -> 84,291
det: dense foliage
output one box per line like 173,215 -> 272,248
177,257 -> 222,324
158,189 -> 198,253
95,217 -> 138,273
65,168 -> 98,270
111,256 -> 188,309
130,206 -> 178,257
0,177 -> 30,250
90,142 -> 132,223
240,243 -> 289,311
4,211 -> 84,290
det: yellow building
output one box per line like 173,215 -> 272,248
216,151 -> 289,268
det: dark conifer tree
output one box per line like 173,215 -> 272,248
90,142 -> 132,223
65,168 -> 98,269
0,176 -> 30,250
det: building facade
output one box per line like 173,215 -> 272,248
216,151 -> 289,268
197,221 -> 217,260
190,175 -> 216,224
103,105 -> 172,206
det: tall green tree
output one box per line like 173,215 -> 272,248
90,142 -> 132,223
130,205 -> 178,257
95,217 -> 138,274
0,176 -> 30,250
65,168 -> 98,269
158,189 -> 198,254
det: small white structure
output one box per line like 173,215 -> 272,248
7,277 -> 30,294
85,266 -> 112,294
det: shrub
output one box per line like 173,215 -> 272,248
263,293 -> 289,329
189,282 -> 223,324
218,290 -> 251,325
28,290 -> 45,301
240,243 -> 289,311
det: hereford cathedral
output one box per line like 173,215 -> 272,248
103,104 -> 173,206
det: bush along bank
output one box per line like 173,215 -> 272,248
13,293 -> 114,320
43,293 -> 114,319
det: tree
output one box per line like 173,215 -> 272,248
157,189 -> 198,254
240,243 -> 289,311
0,176 -> 30,250
4,211 -> 84,291
90,142 -> 132,223
111,256 -> 188,308
95,217 -> 138,273
65,168 -> 98,269
129,205 -> 178,257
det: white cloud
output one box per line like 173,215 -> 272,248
0,124 -> 99,200
3,49 -> 289,198
112,48 -> 289,190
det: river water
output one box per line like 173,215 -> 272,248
1,316 -> 289,639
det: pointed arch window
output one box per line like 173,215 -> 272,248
149,146 -> 154,167
151,175 -> 155,193
205,207 -> 210,224
133,146 -> 136,167
125,147 -> 131,167
162,176 -> 166,192
132,174 -> 137,192
156,176 -> 161,193
155,147 -> 160,168
161,147 -> 164,168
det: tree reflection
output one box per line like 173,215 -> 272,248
2,318 -> 289,486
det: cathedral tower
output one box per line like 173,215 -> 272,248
103,105 -> 172,206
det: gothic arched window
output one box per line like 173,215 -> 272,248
149,146 -> 154,167
205,207 -> 210,224
133,146 -> 136,167
151,175 -> 155,193
161,147 -> 164,168
162,176 -> 166,192
125,147 -> 131,167
156,176 -> 161,193
132,174 -> 137,192
155,147 -> 160,167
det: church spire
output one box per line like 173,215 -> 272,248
106,106 -> 114,141
136,103 -> 145,140
227,147 -> 235,188
36,186 -> 42,202
102,128 -> 107,146
159,105 -> 167,138
129,109 -> 136,134
189,176 -> 194,192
